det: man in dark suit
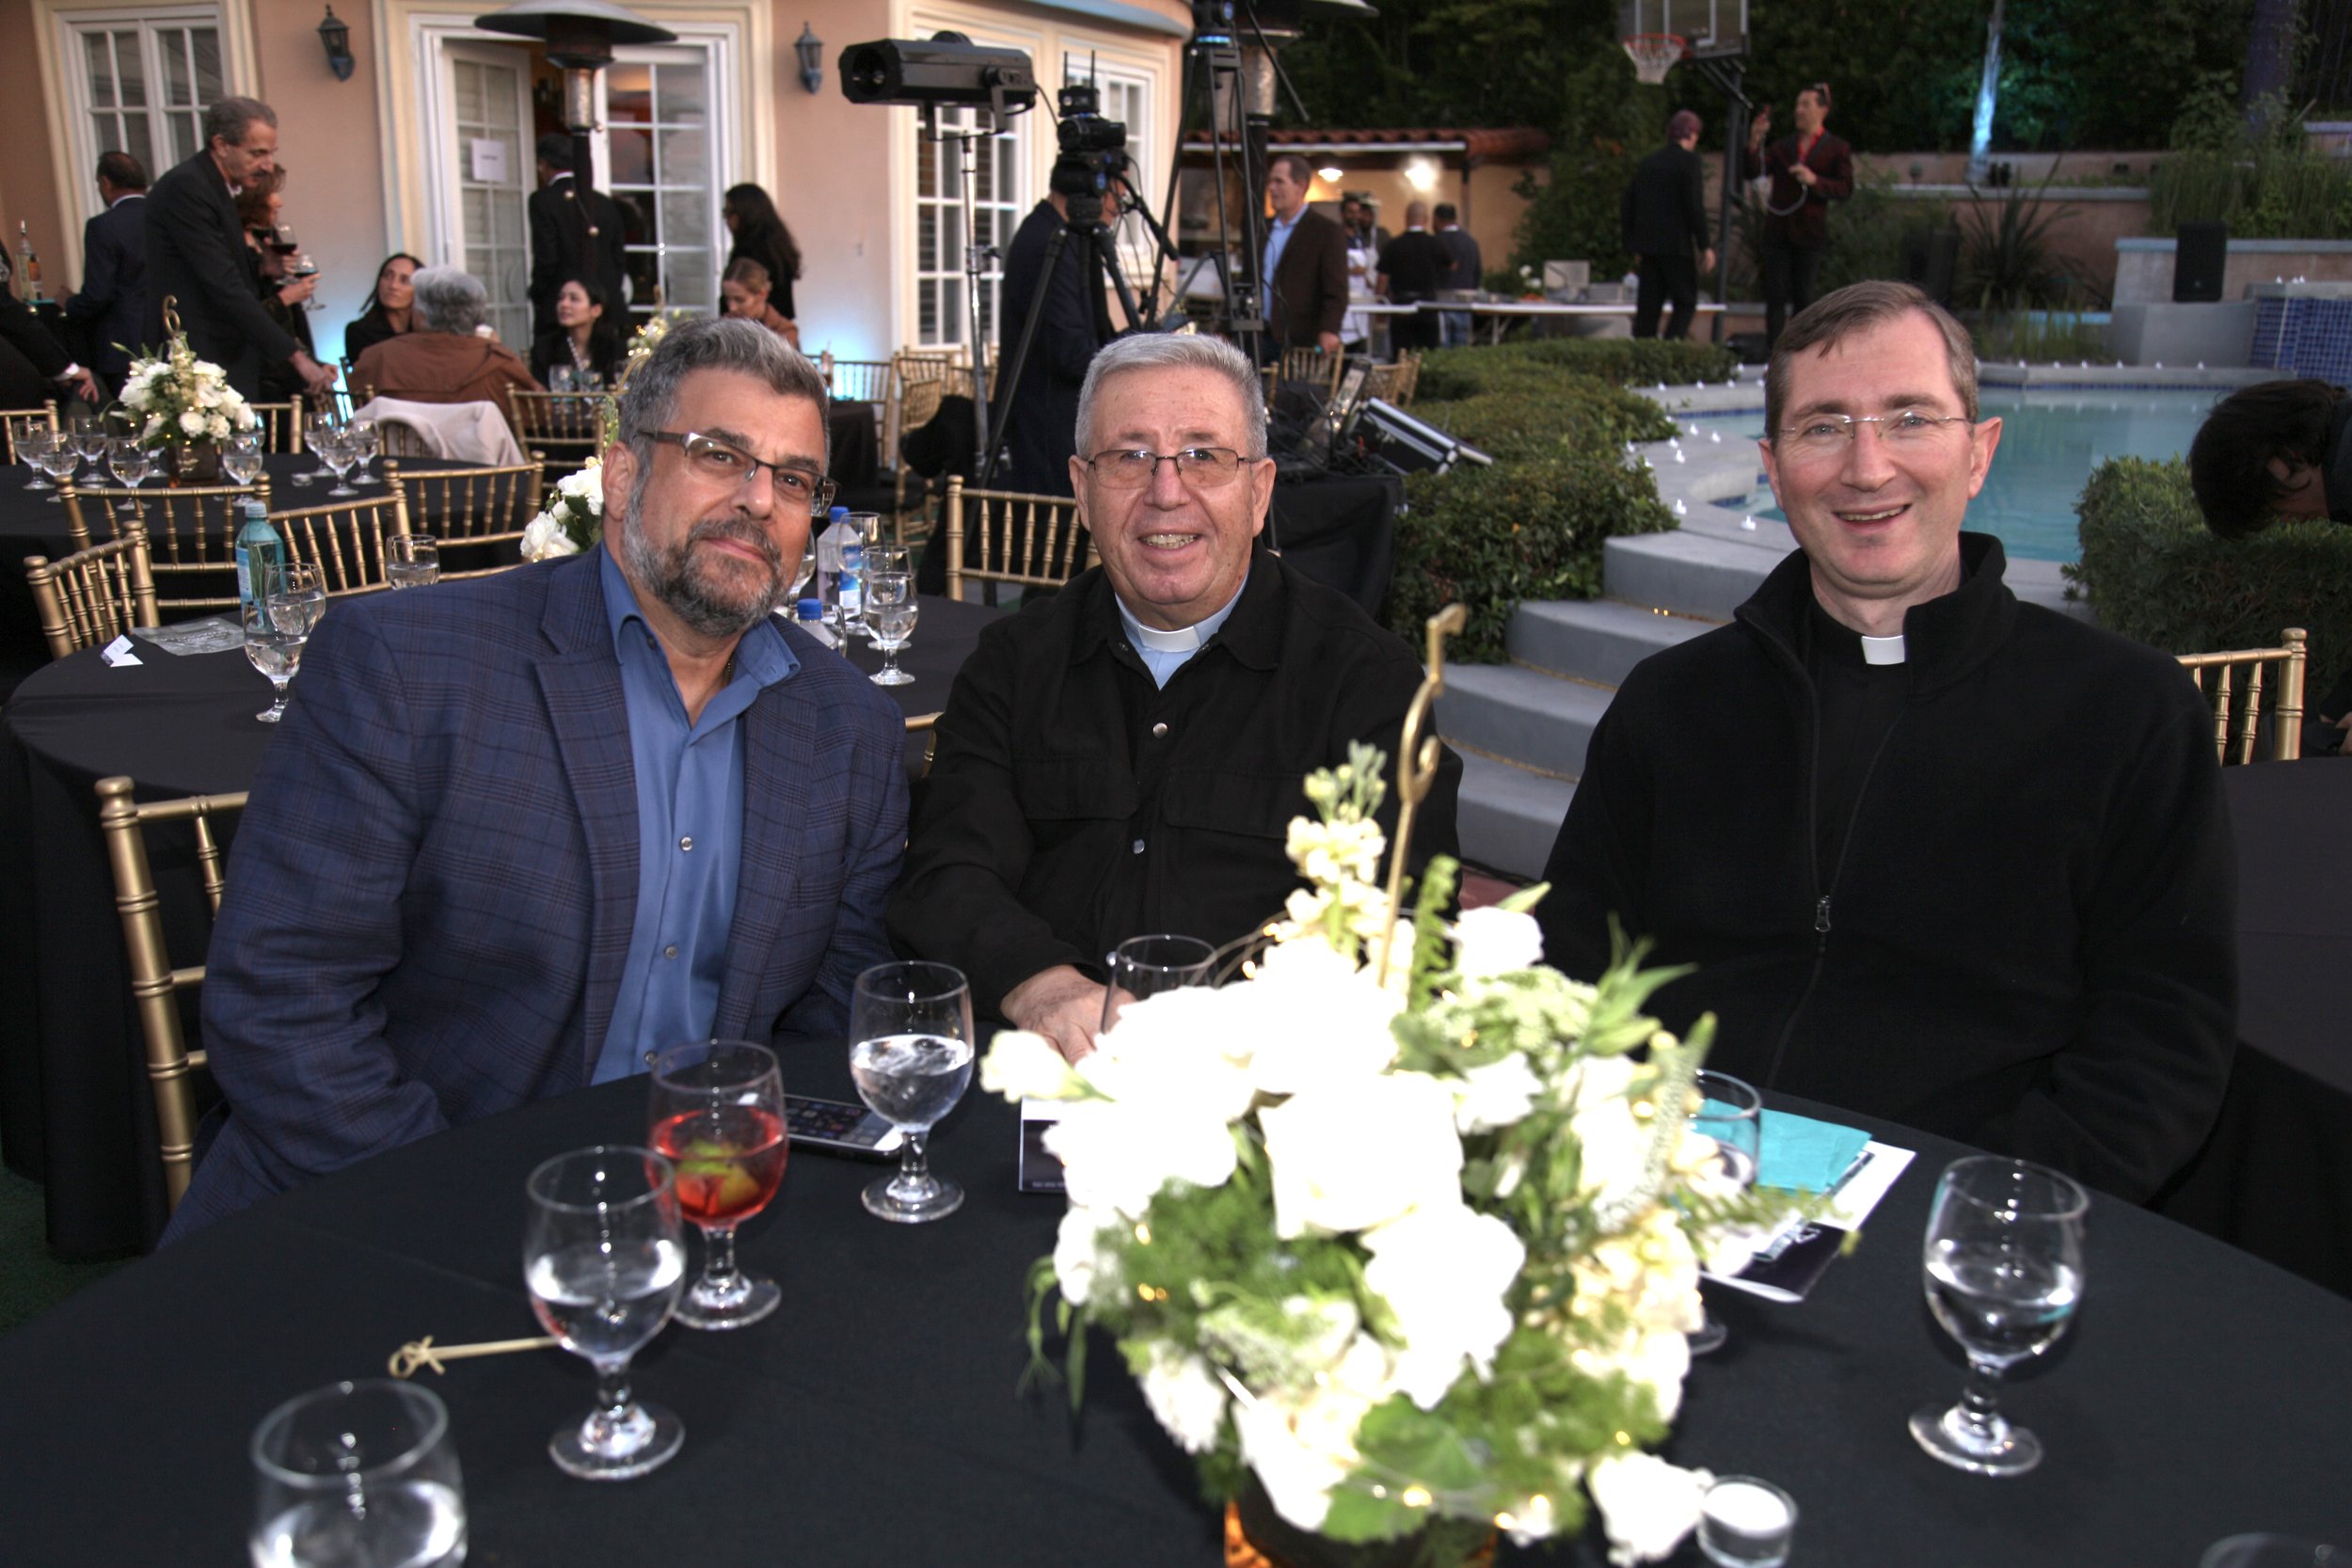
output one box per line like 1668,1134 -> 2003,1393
530,134 -> 629,341
1376,201 -> 1449,354
0,248 -> 95,407
994,158 -> 1114,496
1624,110 -> 1717,341
62,150 -> 149,392
1742,83 -> 1854,351
165,319 -> 907,1238
1263,153 -> 1347,357
1434,201 -> 1483,348
144,98 -> 335,403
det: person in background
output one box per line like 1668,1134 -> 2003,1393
235,167 -> 317,404
994,156 -> 1114,496
1742,83 -> 1853,353
1261,153 -> 1347,359
344,253 -> 421,361
528,134 -> 627,341
1624,109 -> 1717,341
61,150 -> 148,396
531,275 -> 626,389
1433,201 -> 1482,350
352,266 -> 539,432
145,96 -> 336,402
720,260 -> 799,348
723,183 -> 802,330
1375,199 -> 1448,354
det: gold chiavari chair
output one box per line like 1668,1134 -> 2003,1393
0,401 -> 60,463
372,419 -> 436,459
509,389 -> 608,493
24,525 -> 159,659
2180,627 -> 2309,764
828,358 -> 896,404
1391,348 -> 1425,405
389,458 -> 546,577
64,481 -> 268,613
1265,347 -> 1345,403
245,397 -> 304,453
940,477 -> 1094,602
905,711 -> 942,778
270,485 -> 413,597
95,773 -> 246,1213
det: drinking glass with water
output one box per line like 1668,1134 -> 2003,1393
849,960 -> 976,1224
247,1379 -> 465,1568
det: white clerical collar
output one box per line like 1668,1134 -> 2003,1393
1115,581 -> 1246,653
1861,633 -> 1907,666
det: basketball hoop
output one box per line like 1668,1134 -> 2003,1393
1623,32 -> 1687,85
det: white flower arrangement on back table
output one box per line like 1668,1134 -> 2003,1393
117,332 -> 258,452
979,610 -> 1791,1566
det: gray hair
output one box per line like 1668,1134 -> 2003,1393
614,316 -> 830,471
409,267 -> 489,335
202,98 -> 276,150
1074,333 -> 1267,460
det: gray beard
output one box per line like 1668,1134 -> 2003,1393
616,483 -> 787,640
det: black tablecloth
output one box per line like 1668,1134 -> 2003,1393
1267,471 -> 1401,620
0,591 -> 996,1257
0,1079 -> 2345,1565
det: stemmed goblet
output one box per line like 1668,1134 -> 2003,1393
221,430 -> 266,487
246,563 -> 323,723
321,428 -> 361,498
866,570 -> 916,686
33,436 -> 78,501
1687,1069 -> 1762,1355
523,1146 -> 688,1481
1909,1155 -> 2087,1477
68,415 -> 108,482
18,428 -> 57,491
849,960 -> 976,1224
649,1040 -> 789,1331
347,420 -> 382,486
297,413 -> 338,487
1100,932 -> 1216,1034
106,436 -> 153,490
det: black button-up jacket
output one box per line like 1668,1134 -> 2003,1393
889,549 -> 1461,1018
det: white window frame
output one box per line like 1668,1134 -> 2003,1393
902,7 -> 1040,356
596,34 -> 738,325
43,3 -> 242,253
1053,42 -> 1163,293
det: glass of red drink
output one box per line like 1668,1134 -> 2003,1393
648,1039 -> 788,1331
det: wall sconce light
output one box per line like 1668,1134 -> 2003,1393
1317,166 -> 1343,183
1403,157 -> 1440,194
318,6 -> 356,82
796,24 -> 825,94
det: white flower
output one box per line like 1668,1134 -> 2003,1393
1231,1332 -> 1395,1533
1564,1054 -> 1653,1214
1233,939 -> 1402,1094
1052,1204 -> 1117,1307
1259,1069 -> 1460,1238
205,413 -> 230,441
1360,1203 -> 1524,1407
177,410 -> 206,436
1285,815 -> 1385,888
978,1030 -> 1083,1101
1137,1345 -> 1228,1453
1082,986 -> 1260,1124
1042,1095 -> 1236,1221
520,513 -> 580,561
1452,1052 -> 1543,1134
1453,907 -> 1544,978
1586,1451 -> 1710,1566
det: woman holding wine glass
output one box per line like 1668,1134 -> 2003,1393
237,169 -> 318,404
530,277 -> 625,390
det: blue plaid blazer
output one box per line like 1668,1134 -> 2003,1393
166,547 -> 907,1238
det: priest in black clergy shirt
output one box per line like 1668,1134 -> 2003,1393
889,332 -> 1459,1062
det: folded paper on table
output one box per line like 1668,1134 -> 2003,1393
1718,1103 -> 1874,1193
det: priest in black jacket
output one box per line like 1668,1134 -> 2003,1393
143,98 -> 335,403
1540,281 -> 2233,1204
891,332 -> 1459,1062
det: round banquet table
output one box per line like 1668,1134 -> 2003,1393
0,590 -> 1000,1257
0,1074 -> 2344,1566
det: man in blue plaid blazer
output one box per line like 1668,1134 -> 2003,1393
166,319 -> 905,1238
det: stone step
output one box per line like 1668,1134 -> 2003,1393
1437,664 -> 1614,780
1507,597 -> 1720,688
1454,748 -> 1575,882
1603,528 -> 1786,619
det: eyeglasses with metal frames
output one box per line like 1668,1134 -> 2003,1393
644,430 -> 837,513
1777,410 -> 1974,457
1082,447 -> 1253,489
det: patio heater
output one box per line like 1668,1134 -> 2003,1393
473,0 -> 677,207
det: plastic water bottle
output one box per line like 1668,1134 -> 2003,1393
816,505 -> 849,626
838,520 -> 867,633
234,499 -> 282,614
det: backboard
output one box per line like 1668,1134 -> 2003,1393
1618,0 -> 1748,61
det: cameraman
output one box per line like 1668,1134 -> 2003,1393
996,155 -> 1116,496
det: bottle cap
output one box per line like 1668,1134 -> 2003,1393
796,597 -> 822,620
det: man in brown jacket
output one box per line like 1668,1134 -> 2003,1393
353,266 -> 541,434
1262,153 -> 1347,357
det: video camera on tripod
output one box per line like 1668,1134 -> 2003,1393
1051,79 -> 1129,230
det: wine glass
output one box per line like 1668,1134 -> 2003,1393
848,961 -> 977,1224
248,1380 -> 466,1568
649,1040 -> 788,1331
68,415 -> 108,481
1100,933 -> 1216,1034
347,421 -> 382,485
35,436 -> 78,502
270,563 -> 326,637
106,436 -> 152,490
523,1146 -> 687,1481
222,431 -> 265,487
321,429 -> 361,499
787,537 -> 817,603
18,427 -> 57,490
289,249 -> 324,311
244,596 -> 306,724
1687,1069 -> 1762,1356
297,414 -> 337,487
386,535 -> 438,589
866,572 -> 916,686
1909,1155 -> 2088,1477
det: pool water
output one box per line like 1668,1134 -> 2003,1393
1710,388 -> 2224,562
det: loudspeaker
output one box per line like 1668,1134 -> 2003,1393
2175,221 -> 2229,303
1901,227 -> 1962,308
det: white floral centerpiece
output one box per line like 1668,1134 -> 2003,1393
117,334 -> 257,455
520,457 -> 603,562
982,741 -> 1780,1566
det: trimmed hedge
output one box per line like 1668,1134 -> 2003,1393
2070,456 -> 2352,701
1381,354 -> 1691,662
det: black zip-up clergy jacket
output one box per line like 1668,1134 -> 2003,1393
889,548 -> 1460,1020
1539,534 -> 2235,1203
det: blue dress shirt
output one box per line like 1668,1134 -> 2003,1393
1115,582 -> 1244,689
593,549 -> 799,1082
1263,209 -> 1302,295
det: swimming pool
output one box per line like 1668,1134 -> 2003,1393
1709,387 -> 2224,562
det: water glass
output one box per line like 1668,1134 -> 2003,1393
321,430 -> 362,498
386,536 -> 439,589
650,1040 -> 788,1331
1698,1475 -> 1797,1568
35,436 -> 78,501
1688,1070 -> 1762,1355
19,427 -> 57,490
1909,1155 -> 2088,1477
866,572 -> 916,686
245,600 -> 305,723
849,961 -> 976,1224
524,1146 -> 688,1481
1100,933 -> 1216,1034
106,436 -> 153,490
223,431 -> 267,487
248,1380 -> 465,1568
298,415 -> 338,486
68,415 -> 108,479
348,421 -> 382,484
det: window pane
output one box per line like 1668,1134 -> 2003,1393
167,113 -> 196,165
655,127 -> 707,190
158,28 -> 193,109
116,31 -> 147,109
607,63 -> 653,124
918,282 -> 938,344
609,125 -> 652,185
124,113 -> 154,173
86,33 -> 116,109
654,62 -> 707,121
626,251 -> 661,310
613,190 -> 656,247
660,190 -> 706,246
664,258 -> 714,309
453,61 -> 485,126
917,206 -> 936,272
190,29 -> 223,101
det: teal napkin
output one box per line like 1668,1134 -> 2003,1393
1697,1101 -> 1870,1193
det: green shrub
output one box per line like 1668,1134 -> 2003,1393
1415,340 -> 1737,403
2069,456 -> 2352,699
